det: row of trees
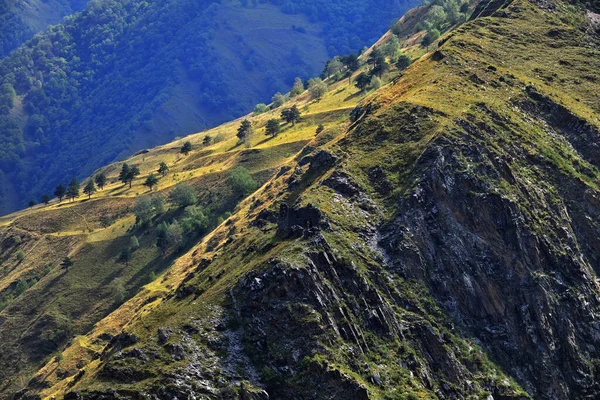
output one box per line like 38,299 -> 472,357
237,104 -> 302,145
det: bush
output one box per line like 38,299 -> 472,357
213,133 -> 226,143
271,92 -> 286,108
228,167 -> 257,196
16,250 -> 25,262
290,77 -> 305,97
129,236 -> 140,251
12,236 -> 22,245
396,54 -> 411,71
168,183 -> 197,208
253,103 -> 269,114
180,205 -> 211,234
15,279 -> 28,296
307,78 -> 328,99
370,76 -> 382,90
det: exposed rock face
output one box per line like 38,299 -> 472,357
277,204 -> 322,238
379,142 -> 600,398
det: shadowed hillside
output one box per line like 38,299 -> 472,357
0,0 -> 88,58
0,0 -> 420,216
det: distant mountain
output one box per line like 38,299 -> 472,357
0,0 -> 418,215
0,0 -> 88,57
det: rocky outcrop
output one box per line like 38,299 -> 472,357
276,204 -> 323,238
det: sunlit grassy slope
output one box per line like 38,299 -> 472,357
4,0 -> 600,397
0,9 -> 432,393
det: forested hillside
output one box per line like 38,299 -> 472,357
0,0 -> 87,57
0,0 -> 419,216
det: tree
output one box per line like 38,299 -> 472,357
340,54 -> 360,72
425,5 -> 447,29
119,163 -> 140,188
129,236 -> 140,252
158,162 -> 169,176
422,29 -> 441,46
203,135 -> 212,147
151,194 -> 166,214
265,119 -> 281,137
28,200 -> 35,208
119,247 -> 132,266
381,35 -> 400,58
67,178 -> 80,201
156,222 -> 169,254
180,205 -> 210,234
370,76 -> 382,90
281,105 -> 301,126
324,57 -> 344,79
181,141 -> 193,155
271,92 -> 285,108
396,54 -> 412,71
290,77 -> 304,97
316,124 -> 325,134
134,197 -> 155,225
41,194 -> 50,205
119,163 -> 130,184
168,183 -> 197,208
368,48 -> 389,77
83,180 -> 96,199
54,184 -> 66,203
237,119 -> 254,143
95,173 -> 107,190
355,73 -> 372,92
253,103 -> 269,114
61,257 -> 73,272
134,195 -> 165,226
308,78 -> 328,100
15,279 -> 27,295
166,221 -> 183,251
229,167 -> 257,196
156,221 -> 183,254
144,174 -> 160,191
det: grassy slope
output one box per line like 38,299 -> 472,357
0,20 -> 402,392
3,0 -> 600,397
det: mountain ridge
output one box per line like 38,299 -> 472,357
1,0 -> 600,398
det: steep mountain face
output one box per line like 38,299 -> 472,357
0,0 -> 87,58
0,0 -> 418,216
1,0 -> 600,398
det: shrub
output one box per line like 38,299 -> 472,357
271,92 -> 286,108
290,77 -> 304,97
168,183 -> 197,208
307,78 -> 328,99
15,279 -> 28,296
129,236 -> 140,251
370,76 -> 382,90
16,250 -> 25,262
253,103 -> 269,114
422,29 -> 441,46
396,54 -> 412,71
99,213 -> 115,228
180,205 -> 210,234
228,167 -> 257,196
